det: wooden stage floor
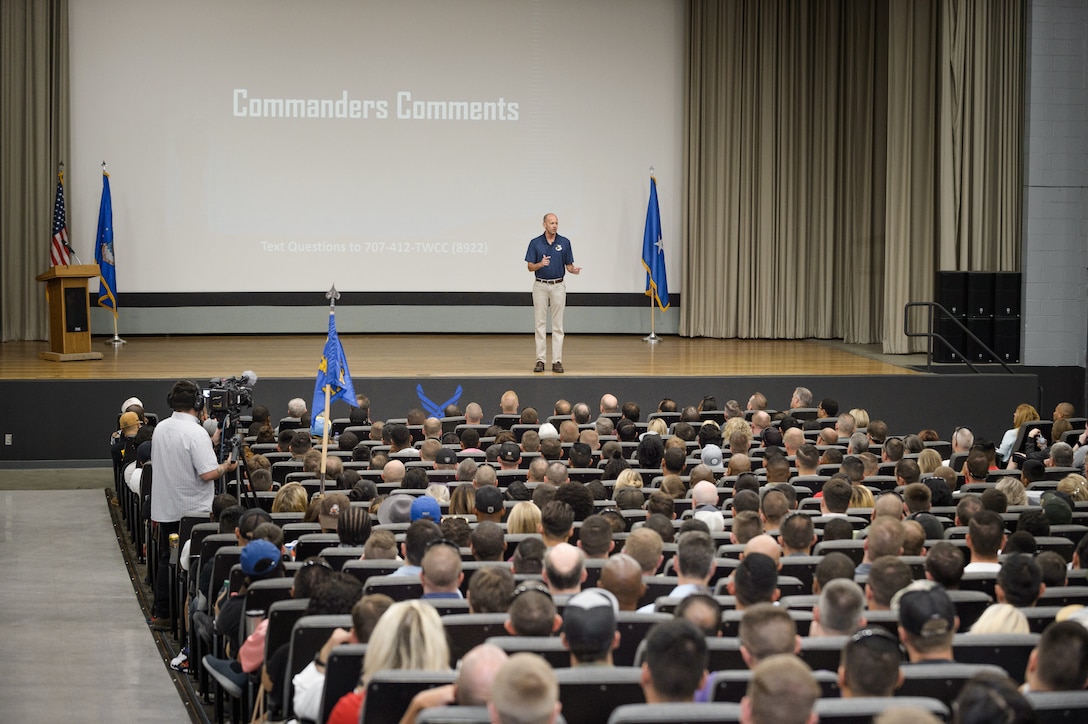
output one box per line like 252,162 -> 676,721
0,335 -> 919,380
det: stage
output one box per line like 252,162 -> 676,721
0,334 -> 1039,464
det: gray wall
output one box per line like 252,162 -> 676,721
1023,0 -> 1088,375
88,302 -> 680,336
0,372 -> 1038,464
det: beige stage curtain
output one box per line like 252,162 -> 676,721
683,0 -> 882,341
683,0 -> 1024,353
0,0 -> 69,342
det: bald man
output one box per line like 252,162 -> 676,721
399,642 -> 511,724
599,553 -> 647,611
600,393 -> 619,414
543,542 -> 586,595
382,458 -> 406,485
743,534 -> 783,569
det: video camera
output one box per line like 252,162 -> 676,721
206,370 -> 257,418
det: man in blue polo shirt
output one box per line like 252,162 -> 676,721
525,212 -> 581,373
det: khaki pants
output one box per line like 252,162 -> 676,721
533,279 -> 566,363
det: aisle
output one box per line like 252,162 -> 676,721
0,490 -> 190,722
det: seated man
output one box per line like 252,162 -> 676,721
996,554 -> 1045,607
598,553 -> 646,612
891,581 -> 960,664
467,566 -> 515,614
727,552 -> 781,609
925,541 -> 966,589
639,619 -> 709,703
964,510 -> 1006,573
400,643 -> 509,724
675,593 -> 722,637
738,603 -> 801,668
812,579 -> 866,637
505,584 -> 562,637
779,513 -> 817,556
489,652 -> 562,724
1024,620 -> 1088,692
866,555 -> 913,611
561,589 -> 621,667
419,540 -> 464,599
839,627 -> 904,698
740,654 -> 820,724
542,542 -> 586,596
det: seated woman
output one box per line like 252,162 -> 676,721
325,600 -> 450,724
997,403 -> 1040,465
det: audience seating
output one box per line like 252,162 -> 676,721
362,575 -> 423,601
1024,690 -> 1088,724
442,613 -> 509,665
946,590 -> 994,631
554,667 -> 645,724
813,696 -> 949,723
1019,606 -> 1063,633
708,669 -> 839,702
951,633 -> 1039,684
292,534 -> 340,561
361,670 -> 457,724
340,559 -> 402,587
897,662 -> 1007,706
281,614 -> 352,721
316,546 -> 366,571
318,643 -> 367,724
1037,585 -> 1088,607
607,702 -> 741,723
486,636 -> 568,668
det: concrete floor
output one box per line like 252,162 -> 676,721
0,489 -> 192,722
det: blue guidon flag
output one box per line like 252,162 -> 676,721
95,172 -> 118,315
641,176 -> 669,310
311,311 -> 357,436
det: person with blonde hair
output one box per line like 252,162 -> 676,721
850,484 -> 875,509
968,603 -> 1029,635
849,408 -> 870,430
449,483 -> 476,516
426,483 -> 450,505
646,417 -> 668,436
507,501 -> 542,535
612,469 -> 643,497
995,477 -> 1028,507
723,416 -> 753,444
998,403 -> 1041,463
1058,474 -> 1088,503
325,600 -> 450,724
917,449 -> 942,476
272,482 -> 308,513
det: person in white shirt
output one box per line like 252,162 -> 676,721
963,510 -> 1006,573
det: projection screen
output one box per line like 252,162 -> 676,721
69,0 -> 684,299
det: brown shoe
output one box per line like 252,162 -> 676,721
149,617 -> 171,631
534,361 -> 545,373
552,362 -> 564,373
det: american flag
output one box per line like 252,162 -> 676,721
50,173 -> 71,266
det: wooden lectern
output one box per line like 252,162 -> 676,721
36,264 -> 104,362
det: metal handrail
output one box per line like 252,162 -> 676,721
903,302 -> 1014,374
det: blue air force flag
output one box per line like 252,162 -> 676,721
95,173 -> 118,316
311,313 -> 357,436
641,176 -> 670,310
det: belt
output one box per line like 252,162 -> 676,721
535,278 -> 564,285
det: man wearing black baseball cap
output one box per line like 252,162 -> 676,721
474,485 -> 505,524
892,580 -> 959,664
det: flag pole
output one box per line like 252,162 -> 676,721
643,291 -> 660,344
643,165 -> 661,345
319,383 -> 331,496
100,161 -> 126,347
318,285 -> 340,496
